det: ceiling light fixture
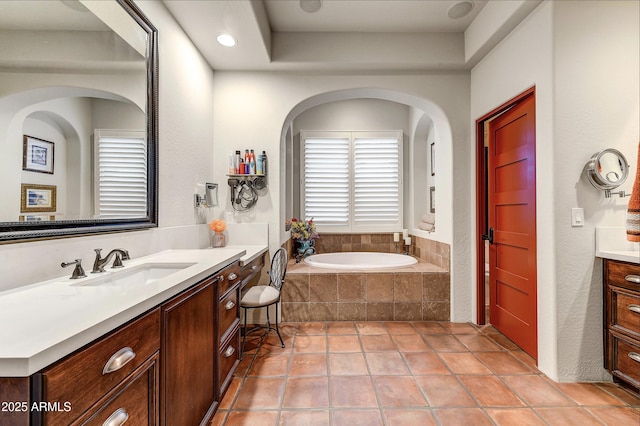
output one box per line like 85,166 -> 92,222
300,0 -> 322,14
447,1 -> 474,19
216,33 -> 237,47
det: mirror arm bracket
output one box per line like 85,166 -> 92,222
605,189 -> 631,199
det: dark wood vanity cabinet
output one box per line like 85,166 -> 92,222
0,260 -> 243,426
161,261 -> 241,426
604,259 -> 640,393
161,276 -> 217,426
216,263 -> 241,398
36,308 -> 161,426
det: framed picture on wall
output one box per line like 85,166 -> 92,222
430,142 -> 435,176
21,183 -> 57,213
19,215 -> 55,221
23,135 -> 54,174
430,186 -> 436,213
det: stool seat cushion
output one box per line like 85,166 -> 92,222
241,286 -> 280,308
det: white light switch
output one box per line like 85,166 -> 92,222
571,208 -> 584,227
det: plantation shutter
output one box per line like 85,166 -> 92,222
95,130 -> 147,218
302,136 -> 350,226
353,136 -> 400,225
301,131 -> 402,232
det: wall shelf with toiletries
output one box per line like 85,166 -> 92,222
227,174 -> 266,178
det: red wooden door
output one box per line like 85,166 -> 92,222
488,93 -> 537,359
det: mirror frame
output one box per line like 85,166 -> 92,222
0,0 -> 158,243
585,148 -> 629,191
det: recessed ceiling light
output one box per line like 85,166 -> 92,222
300,0 -> 322,13
216,33 -> 237,47
447,1 -> 474,19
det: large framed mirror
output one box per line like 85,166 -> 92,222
0,0 -> 158,243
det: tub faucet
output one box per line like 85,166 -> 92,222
295,247 -> 315,263
92,248 -> 130,273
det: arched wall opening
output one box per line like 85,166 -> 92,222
278,87 -> 457,317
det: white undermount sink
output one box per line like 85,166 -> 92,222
72,262 -> 195,288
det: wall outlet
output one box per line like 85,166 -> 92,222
571,208 -> 584,227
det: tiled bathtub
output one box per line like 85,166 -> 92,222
282,260 -> 450,322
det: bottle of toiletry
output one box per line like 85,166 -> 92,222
228,152 -> 235,174
249,156 -> 256,174
244,149 -> 250,166
261,151 -> 268,176
257,152 -> 264,174
235,150 -> 241,174
238,158 -> 245,174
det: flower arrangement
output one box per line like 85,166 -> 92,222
209,219 -> 226,233
287,217 -> 318,242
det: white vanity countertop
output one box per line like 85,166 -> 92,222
225,245 -> 268,265
595,227 -> 640,264
0,248 -> 249,377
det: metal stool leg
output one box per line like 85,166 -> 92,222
275,302 -> 285,348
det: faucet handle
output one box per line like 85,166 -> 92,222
112,254 -> 124,268
61,259 -> 87,279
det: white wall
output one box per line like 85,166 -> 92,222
553,1 -> 639,381
471,0 -> 639,381
212,72 -> 471,320
0,1 -> 215,292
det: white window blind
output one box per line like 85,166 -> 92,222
302,131 -> 402,232
353,137 -> 400,225
303,136 -> 350,226
95,130 -> 147,218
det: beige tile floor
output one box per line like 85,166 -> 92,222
212,321 -> 640,425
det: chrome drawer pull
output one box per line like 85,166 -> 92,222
228,272 -> 238,280
625,275 -> 640,284
628,304 -> 640,314
103,407 -> 129,426
103,347 -> 136,375
628,352 -> 640,363
225,300 -> 236,310
224,346 -> 235,358
251,265 -> 259,271
218,274 -> 225,282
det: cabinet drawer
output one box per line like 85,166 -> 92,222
218,262 -> 241,297
218,327 -> 240,397
241,255 -> 265,286
78,353 -> 158,426
606,259 -> 640,293
219,286 -> 239,341
610,288 -> 640,338
40,308 -> 160,426
609,332 -> 640,388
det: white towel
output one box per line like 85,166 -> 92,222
418,222 -> 435,232
421,213 -> 435,224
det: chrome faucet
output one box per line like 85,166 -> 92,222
92,248 -> 130,273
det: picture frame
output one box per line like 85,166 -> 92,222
23,135 -> 54,174
19,215 -> 55,222
430,142 -> 435,176
21,184 -> 57,213
430,186 -> 435,213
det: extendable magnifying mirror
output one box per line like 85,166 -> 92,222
585,148 -> 630,198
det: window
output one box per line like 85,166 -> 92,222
94,130 -> 147,218
301,131 -> 402,232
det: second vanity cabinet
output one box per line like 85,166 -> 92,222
604,258 -> 640,393
5,258 -> 246,426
